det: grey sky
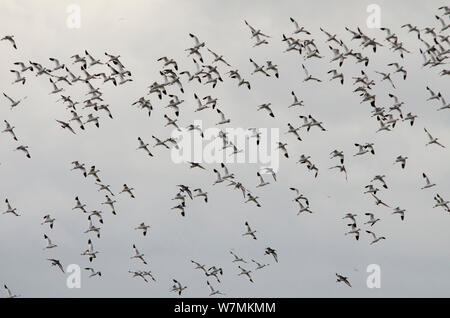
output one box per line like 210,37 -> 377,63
0,0 -> 449,297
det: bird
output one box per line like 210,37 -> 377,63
336,273 -> 351,287
137,137 -> 154,157
207,281 -> 225,296
277,142 -> 289,158
249,58 -> 270,76
171,279 -> 187,295
264,247 -> 278,263
47,259 -> 64,273
369,193 -> 389,207
392,207 -> 406,220
364,213 -> 380,226
329,165 -> 348,180
1,35 -> 17,49
15,145 -> 31,158
328,69 -> 344,84
84,267 -> 102,278
394,155 -> 408,169
3,92 -> 26,109
302,64 -> 321,82
55,120 -> 76,134
215,109 -> 230,125
252,259 -> 270,270
81,239 -> 99,262
366,230 -> 386,245
135,222 -> 150,236
102,195 -> 117,215
41,214 -> 55,229
2,120 -> 18,141
421,173 -> 436,189
3,199 -> 20,216
230,250 -> 247,263
256,172 -> 270,188
238,266 -> 254,283
131,244 -> 147,264
84,217 -> 101,239
193,188 -> 208,202
3,285 -> 20,298
424,128 -> 445,148
289,91 -> 304,108
120,184 -> 135,198
242,221 -> 257,240
257,103 -> 275,117
43,234 -> 57,250
10,70 -> 26,85
345,223 -> 360,240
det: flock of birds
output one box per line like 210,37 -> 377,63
1,5 -> 449,297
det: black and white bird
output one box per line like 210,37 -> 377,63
242,221 -> 257,240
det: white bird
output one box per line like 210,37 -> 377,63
137,137 -> 153,157
437,96 -> 450,111
102,195 -> 117,215
421,173 -> 436,189
2,120 -> 18,141
264,247 -> 278,263
434,194 -> 450,212
135,222 -> 150,236
120,184 -> 135,198
41,214 -> 55,229
238,266 -> 254,283
392,207 -> 406,220
297,201 -> 313,214
84,216 -> 101,239
289,17 -> 311,35
302,64 -> 321,82
171,279 -> 187,295
56,120 -> 76,134
394,155 -> 408,169
15,145 -> 31,158
424,128 -> 445,148
3,285 -> 19,298
329,164 -> 347,180
3,199 -> 19,216
49,78 -> 64,95
257,103 -> 275,117
131,244 -> 147,264
1,35 -> 17,49
242,221 -> 257,240
328,69 -> 344,84
251,259 -> 270,270
207,281 -> 225,296
249,58 -> 270,76
230,250 -> 247,263
256,172 -> 270,187
3,92 -> 26,109
10,70 -> 26,85
261,167 -> 277,181
345,223 -> 360,240
364,213 -> 380,226
289,91 -> 304,108
47,259 -> 64,273
366,230 -> 386,245
84,114 -> 100,128
43,234 -> 57,250
216,108 -> 230,125
194,188 -> 208,203
277,142 -> 289,158
84,267 -> 102,278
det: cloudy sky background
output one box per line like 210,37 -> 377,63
0,0 -> 449,297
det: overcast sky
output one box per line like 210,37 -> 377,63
0,0 -> 449,297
